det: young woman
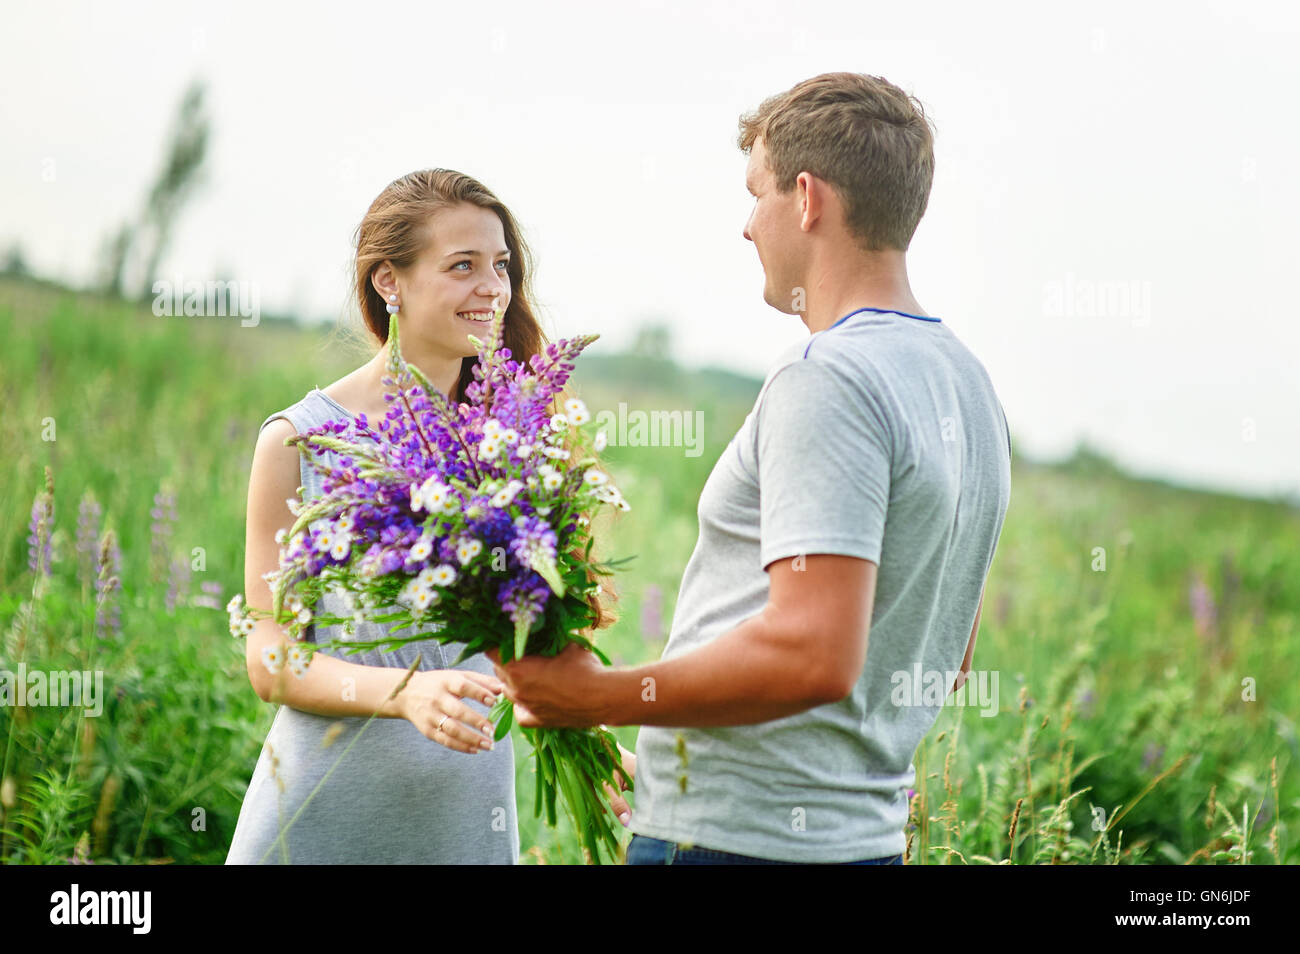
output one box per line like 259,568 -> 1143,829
225,169 -> 576,864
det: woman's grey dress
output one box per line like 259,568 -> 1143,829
225,388 -> 519,864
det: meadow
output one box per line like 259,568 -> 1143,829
1,275 -> 1296,865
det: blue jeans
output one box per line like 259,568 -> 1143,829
625,834 -> 903,865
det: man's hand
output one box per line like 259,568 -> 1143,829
486,642 -> 609,728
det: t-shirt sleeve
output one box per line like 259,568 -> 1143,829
755,359 -> 893,569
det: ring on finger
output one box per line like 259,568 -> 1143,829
437,714 -> 449,732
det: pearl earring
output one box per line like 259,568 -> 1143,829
386,293 -> 400,315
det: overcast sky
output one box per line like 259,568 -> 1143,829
5,0 -> 1297,500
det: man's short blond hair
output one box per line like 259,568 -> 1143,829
738,72 -> 935,252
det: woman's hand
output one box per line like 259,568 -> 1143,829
600,738 -> 636,827
399,669 -> 506,754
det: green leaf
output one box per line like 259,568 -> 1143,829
514,615 -> 530,661
534,558 -> 566,598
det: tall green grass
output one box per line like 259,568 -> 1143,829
2,277 -> 1295,864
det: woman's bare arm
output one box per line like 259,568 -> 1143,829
243,417 -> 419,716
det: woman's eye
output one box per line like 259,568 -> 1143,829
495,260 -> 509,270
453,261 -> 471,270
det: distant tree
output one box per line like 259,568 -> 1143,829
2,241 -> 29,277
630,321 -> 673,361
135,79 -> 211,300
98,223 -> 133,296
95,78 -> 211,298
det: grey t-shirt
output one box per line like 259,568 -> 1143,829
630,308 -> 1012,862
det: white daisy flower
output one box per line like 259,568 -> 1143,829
274,528 -> 288,545
594,429 -> 608,452
542,472 -> 564,492
261,645 -> 284,675
418,477 -> 449,511
483,418 -> 503,436
479,438 -> 501,460
515,443 -> 534,460
314,529 -> 333,553
526,476 -> 539,490
226,593 -> 244,615
490,480 -> 525,508
615,497 -> 631,512
583,469 -> 609,487
287,644 -> 307,666
431,564 -> 458,586
288,595 -> 304,614
565,398 -> 590,426
417,567 -> 438,587
500,428 -> 519,445
413,588 -> 435,611
542,445 -> 567,459
409,482 -> 424,512
330,534 -> 352,561
336,512 -> 355,533
457,538 -> 484,565
239,617 -> 256,636
549,414 -> 568,431
296,607 -> 312,625
409,534 -> 433,562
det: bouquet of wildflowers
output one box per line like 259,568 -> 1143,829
228,306 -> 633,863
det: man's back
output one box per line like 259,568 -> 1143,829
630,307 -> 1012,862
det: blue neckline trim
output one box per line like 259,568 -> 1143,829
804,306 -> 941,358
830,306 -> 940,329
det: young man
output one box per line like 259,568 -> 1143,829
488,72 -> 1013,864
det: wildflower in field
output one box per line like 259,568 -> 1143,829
594,429 -> 607,453
150,488 -> 178,582
165,556 -> 190,612
192,579 -> 223,610
76,489 -> 102,586
94,529 -> 122,640
27,472 -> 55,577
1188,572 -> 1217,640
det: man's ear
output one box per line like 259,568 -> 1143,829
797,171 -> 823,233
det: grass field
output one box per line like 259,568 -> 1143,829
2,276 -> 1296,864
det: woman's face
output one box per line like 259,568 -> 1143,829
386,202 -> 513,359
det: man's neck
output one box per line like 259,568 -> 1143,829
797,248 -> 926,333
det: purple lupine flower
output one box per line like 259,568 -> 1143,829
508,514 -> 557,571
1188,572 -> 1217,640
192,579 -> 223,610
150,489 -> 178,583
76,490 -> 103,587
498,572 -> 549,629
640,583 -> 662,643
1141,743 -> 1164,772
27,492 -> 54,576
165,556 -> 191,612
1076,688 -> 1095,719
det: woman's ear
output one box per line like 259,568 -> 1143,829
372,261 -> 398,301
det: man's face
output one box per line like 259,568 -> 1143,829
743,138 -> 803,315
